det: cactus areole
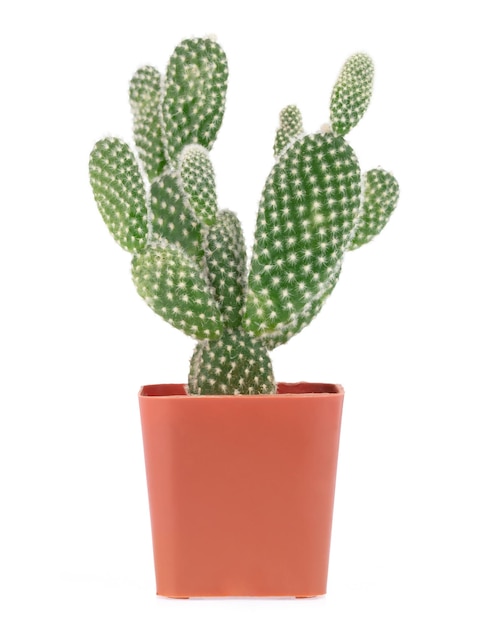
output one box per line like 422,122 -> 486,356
89,37 -> 399,396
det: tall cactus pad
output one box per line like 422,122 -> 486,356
179,145 -> 218,225
349,168 -> 400,250
330,53 -> 374,136
244,131 -> 361,336
273,105 -> 304,157
89,138 -> 147,253
129,66 -> 166,183
204,210 -> 247,328
131,245 -> 224,340
162,37 -> 228,165
188,330 -> 276,395
150,169 -> 203,262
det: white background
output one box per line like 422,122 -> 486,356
1,0 -> 487,623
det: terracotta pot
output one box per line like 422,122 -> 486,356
139,382 -> 344,598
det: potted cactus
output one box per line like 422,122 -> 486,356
89,36 -> 399,598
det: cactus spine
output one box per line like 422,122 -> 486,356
90,37 -> 399,395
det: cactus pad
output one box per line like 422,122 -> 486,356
129,66 -> 166,182
244,130 -> 361,336
178,145 -> 218,226
89,138 -> 148,253
273,105 -> 304,157
162,37 -> 228,165
131,245 -> 224,340
330,53 -> 374,136
349,168 -> 400,250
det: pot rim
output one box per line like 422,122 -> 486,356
139,381 -> 344,398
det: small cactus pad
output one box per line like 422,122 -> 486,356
244,131 -> 361,336
162,37 -> 228,165
349,168 -> 400,250
178,145 -> 218,225
129,66 -> 166,182
150,169 -> 203,261
273,105 -> 304,157
204,210 -> 247,328
131,245 -> 224,340
89,138 -> 147,253
330,53 -> 374,136
188,329 -> 276,395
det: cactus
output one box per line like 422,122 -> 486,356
89,37 -> 399,395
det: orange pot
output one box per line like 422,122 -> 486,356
139,382 -> 344,598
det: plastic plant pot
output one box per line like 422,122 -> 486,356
139,382 -> 344,598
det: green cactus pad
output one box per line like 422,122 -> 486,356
330,53 -> 374,136
162,37 -> 228,165
349,168 -> 400,250
188,329 -> 276,395
244,131 -> 361,336
204,210 -> 247,328
273,105 -> 304,157
131,245 -> 224,340
179,145 -> 218,225
149,169 -> 204,262
89,138 -> 148,253
129,66 -> 166,182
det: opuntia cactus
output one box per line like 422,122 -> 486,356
89,37 -> 399,395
